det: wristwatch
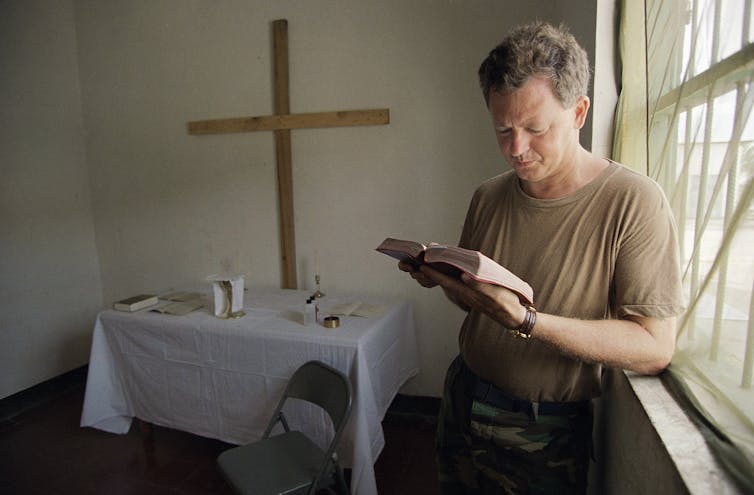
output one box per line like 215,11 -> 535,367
512,305 -> 537,339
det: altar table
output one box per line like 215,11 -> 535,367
80,288 -> 419,495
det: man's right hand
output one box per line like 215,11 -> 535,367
399,260 -> 473,311
398,260 -> 438,288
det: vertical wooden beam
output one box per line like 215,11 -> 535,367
188,19 -> 389,291
272,19 -> 297,289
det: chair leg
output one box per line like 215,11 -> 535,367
335,464 -> 350,495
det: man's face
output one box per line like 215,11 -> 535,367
487,77 -> 588,189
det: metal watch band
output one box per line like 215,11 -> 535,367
512,305 -> 537,339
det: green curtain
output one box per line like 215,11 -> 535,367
613,0 -> 754,491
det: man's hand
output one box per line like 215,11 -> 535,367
398,260 -> 472,311
455,273 -> 528,329
402,261 -> 525,321
417,264 -> 526,326
401,260 -> 676,374
398,260 -> 438,288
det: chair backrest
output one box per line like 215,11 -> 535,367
282,360 -> 352,431
224,361 -> 353,495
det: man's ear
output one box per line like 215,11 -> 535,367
573,95 -> 590,129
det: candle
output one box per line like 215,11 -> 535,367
315,251 -> 319,277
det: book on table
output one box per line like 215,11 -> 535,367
375,237 -> 534,304
113,294 -> 159,312
328,301 -> 387,318
151,300 -> 204,316
150,291 -> 204,316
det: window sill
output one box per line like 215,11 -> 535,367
623,371 -> 742,495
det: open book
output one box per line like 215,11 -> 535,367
151,291 -> 204,316
376,237 -> 534,304
151,300 -> 203,316
328,301 -> 387,318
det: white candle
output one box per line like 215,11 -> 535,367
315,251 -> 320,276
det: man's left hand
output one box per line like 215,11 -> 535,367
419,263 -> 527,328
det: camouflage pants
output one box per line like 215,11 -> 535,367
436,356 -> 592,495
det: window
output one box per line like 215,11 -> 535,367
615,0 -> 754,489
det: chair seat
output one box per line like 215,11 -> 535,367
218,431 -> 327,495
217,361 -> 352,495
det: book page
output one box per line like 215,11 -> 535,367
375,238 -> 427,262
425,245 -> 534,304
151,301 -> 203,316
161,291 -> 202,302
329,301 -> 388,318
377,237 -> 534,304
351,302 -> 388,317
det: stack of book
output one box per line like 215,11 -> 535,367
113,294 -> 159,312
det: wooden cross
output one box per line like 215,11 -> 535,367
187,19 -> 389,289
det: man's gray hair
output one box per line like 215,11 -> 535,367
478,21 -> 591,108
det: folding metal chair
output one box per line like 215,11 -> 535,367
217,360 -> 353,495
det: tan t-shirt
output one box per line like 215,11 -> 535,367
458,161 -> 684,402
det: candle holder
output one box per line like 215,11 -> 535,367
312,274 -> 325,299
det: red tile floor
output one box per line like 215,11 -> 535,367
0,368 -> 440,494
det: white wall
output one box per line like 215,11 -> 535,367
1,0 -> 608,398
0,0 -> 103,398
593,0 -> 618,158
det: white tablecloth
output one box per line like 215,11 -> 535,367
80,288 -> 419,495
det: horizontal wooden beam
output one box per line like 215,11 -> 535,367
188,108 -> 389,135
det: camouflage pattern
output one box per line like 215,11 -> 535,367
436,356 -> 592,494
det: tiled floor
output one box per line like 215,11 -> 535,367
0,370 -> 440,494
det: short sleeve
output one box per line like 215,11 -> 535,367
613,179 -> 685,318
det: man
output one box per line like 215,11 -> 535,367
399,22 -> 684,494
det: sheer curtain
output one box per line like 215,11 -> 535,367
613,0 -> 754,490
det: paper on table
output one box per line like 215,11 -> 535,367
161,291 -> 202,302
151,300 -> 204,316
328,301 -> 387,318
